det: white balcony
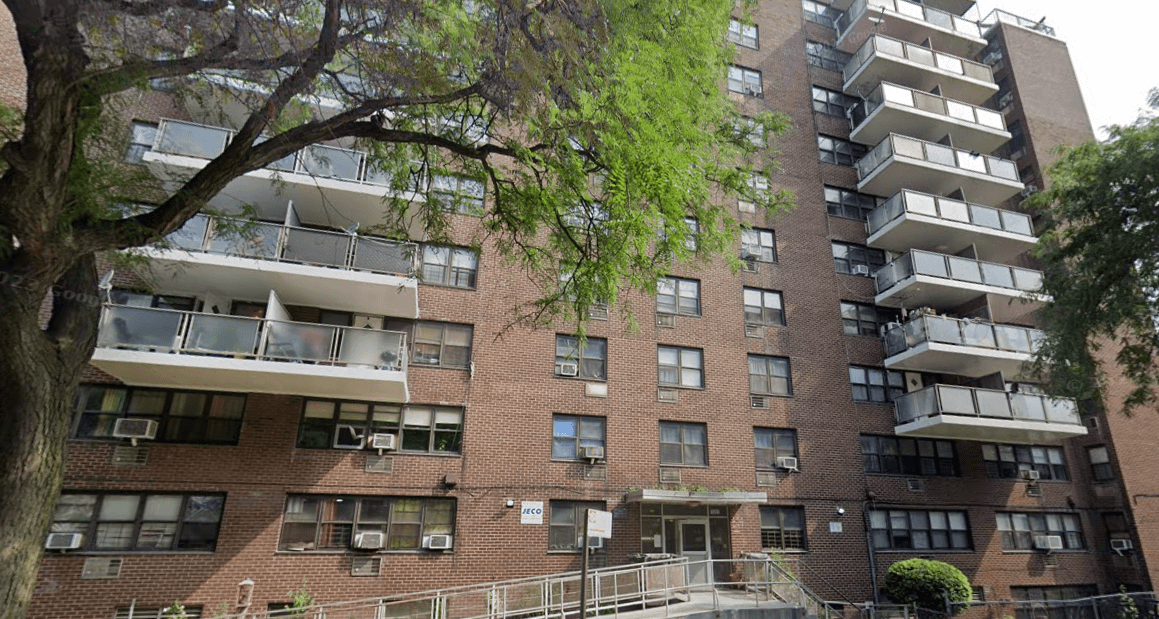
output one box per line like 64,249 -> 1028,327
855,134 -> 1024,204
882,315 -> 1041,378
849,82 -> 1010,153
866,190 -> 1036,262
91,305 -> 409,402
843,34 -> 997,105
895,384 -> 1087,443
874,250 -> 1046,323
835,0 -> 986,58
830,0 -> 976,16
140,214 -> 419,319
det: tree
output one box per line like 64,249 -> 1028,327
0,0 -> 792,616
882,558 -> 972,616
1027,91 -> 1159,414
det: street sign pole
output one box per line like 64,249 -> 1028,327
579,509 -> 591,619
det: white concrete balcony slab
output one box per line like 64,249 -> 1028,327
849,82 -> 1010,153
855,134 -> 1024,204
843,34 -> 997,105
141,214 -> 419,319
882,314 -> 1041,378
866,190 -> 1036,262
91,305 -> 409,402
894,384 -> 1087,443
874,250 -> 1046,323
831,0 -> 975,16
835,0 -> 986,57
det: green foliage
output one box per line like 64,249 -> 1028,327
882,559 -> 971,615
162,601 -> 188,619
1115,586 -> 1140,619
1027,95 -> 1159,414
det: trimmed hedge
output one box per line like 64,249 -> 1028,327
883,558 -> 972,615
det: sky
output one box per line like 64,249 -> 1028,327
968,1 -> 1159,140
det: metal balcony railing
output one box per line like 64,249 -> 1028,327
895,384 -> 1081,427
980,9 -> 1056,37
850,82 -> 1006,133
167,214 -> 417,277
856,133 -> 1020,184
836,0 -> 983,41
97,305 -> 408,371
882,314 -> 1043,357
874,249 -> 1044,294
842,34 -> 994,86
866,189 -> 1034,237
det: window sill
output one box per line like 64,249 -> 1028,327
658,385 -> 706,391
986,477 -> 1072,484
68,437 -> 240,448
551,458 -> 605,464
1000,550 -> 1087,555
658,463 -> 710,469
293,447 -> 462,458
46,550 -> 217,556
553,375 -> 607,383
761,549 -> 808,554
851,399 -> 895,406
656,312 -> 702,319
865,472 -> 959,479
410,363 -> 471,371
417,283 -> 477,291
874,549 -> 975,554
547,549 -> 605,555
751,392 -> 792,399
275,549 -> 452,555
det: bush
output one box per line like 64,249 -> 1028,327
883,559 -> 972,615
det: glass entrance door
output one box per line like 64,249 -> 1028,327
678,519 -> 711,584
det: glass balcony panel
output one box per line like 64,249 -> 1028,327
338,329 -> 405,370
947,257 -> 983,283
1013,268 -> 1043,291
975,108 -> 1004,130
924,316 -> 963,345
1001,211 -> 1033,236
904,191 -> 938,217
884,325 -> 908,356
970,205 -> 1003,229
994,325 -> 1031,352
185,315 -> 260,355
1029,329 -> 1045,352
925,143 -> 956,166
354,238 -> 414,275
1010,393 -> 1047,422
207,222 -> 281,259
98,306 -> 183,349
938,198 -> 969,222
157,122 -> 229,159
903,318 -> 928,348
924,7 -> 953,30
883,83 -> 916,106
897,388 -> 934,424
168,215 -> 210,250
934,53 -> 963,74
255,136 -> 296,171
980,264 -> 1014,290
972,389 -> 1011,418
907,44 -> 936,67
283,228 -> 350,268
1045,398 -> 1080,424
264,321 -> 336,362
896,0 -> 925,20
962,321 -> 996,348
962,61 -> 993,82
911,90 -> 945,114
893,136 -> 925,160
988,158 -> 1019,180
953,15 -> 981,37
877,36 -> 906,59
913,251 -> 949,277
958,151 -> 988,173
945,100 -> 975,122
938,386 -> 976,415
300,145 -> 363,181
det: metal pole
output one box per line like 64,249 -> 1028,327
579,509 -> 591,619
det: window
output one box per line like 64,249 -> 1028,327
739,172 -> 770,213
74,386 -> 245,445
279,495 -> 454,551
996,512 -> 1085,551
549,501 -> 605,551
741,228 -> 777,262
656,277 -> 701,316
555,335 -> 607,380
760,506 -> 806,551
421,245 -> 478,289
659,421 -> 708,466
840,301 -> 900,336
683,218 -> 699,251
110,288 -> 196,310
658,346 -> 704,388
125,121 -> 158,164
832,241 -> 885,275
411,321 -> 473,368
818,134 -> 869,166
812,87 -> 859,117
430,174 -> 484,215
861,435 -> 957,476
1009,586 -> 1099,619
803,0 -> 841,27
754,428 -> 797,470
296,400 -> 463,454
50,493 -> 224,552
805,41 -> 851,72
848,366 -> 904,403
552,415 -> 606,460
116,607 -> 203,619
869,509 -> 971,550
728,66 -> 763,97
1088,446 -> 1113,481
562,201 -> 609,231
982,444 -> 1068,481
734,117 -> 766,147
749,355 -> 792,396
727,19 -> 758,48
825,186 -> 882,221
744,288 -> 785,326
1104,512 -> 1131,551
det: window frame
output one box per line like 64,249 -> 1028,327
812,87 -> 858,118
805,41 -> 852,72
295,399 -> 463,455
126,121 -> 158,164
1088,446 -> 1114,482
728,65 -> 763,97
73,385 -> 246,445
659,421 -> 708,467
727,18 -> 758,49
982,444 -> 1069,481
832,241 -> 886,275
549,500 -> 606,552
656,277 -> 702,316
551,414 -> 607,461
739,172 -> 770,213
825,186 -> 882,221
278,495 -> 456,552
50,492 -> 225,553
420,245 -> 478,289
554,335 -> 608,381
429,174 -> 485,216
741,228 -> 777,263
744,288 -> 786,327
861,434 -> 958,477
658,345 -> 704,389
848,366 -> 905,403
996,512 -> 1085,551
802,0 -> 841,27
748,354 -> 792,397
409,321 -> 474,368
840,301 -> 900,337
869,509 -> 972,551
760,506 -> 807,552
817,134 -> 870,167
754,428 -> 798,470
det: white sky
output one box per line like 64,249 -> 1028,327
968,1 -> 1159,139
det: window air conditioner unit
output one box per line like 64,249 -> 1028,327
852,264 -> 871,276
1019,469 -> 1041,481
368,433 -> 396,453
777,456 -> 799,472
45,533 -> 84,550
741,246 -> 761,260
1033,535 -> 1064,552
556,362 -> 579,377
112,418 -> 158,446
353,532 -> 385,550
423,534 -> 453,550
580,445 -> 605,462
741,258 -> 759,273
1111,539 -> 1134,553
579,535 -> 604,549
750,395 -> 769,409
656,313 -> 676,328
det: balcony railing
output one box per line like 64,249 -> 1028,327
842,34 -> 994,86
883,314 -> 1042,357
856,133 -> 1020,184
874,249 -> 1044,294
97,305 -> 408,371
850,82 -> 1006,133
895,384 -> 1080,427
867,189 -> 1034,237
836,0 -> 982,41
167,214 -> 417,277
980,9 -> 1056,37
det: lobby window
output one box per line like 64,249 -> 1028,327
297,400 -> 462,454
411,321 -> 473,368
825,186 -> 881,221
760,506 -> 807,551
74,386 -> 245,445
869,509 -> 971,551
125,121 -> 158,164
818,134 -> 869,166
549,500 -> 605,552
429,174 -> 485,215
754,428 -> 798,470
849,366 -> 904,403
728,66 -> 763,97
996,512 -> 1085,551
659,421 -> 708,466
744,288 -> 785,327
279,495 -> 454,551
421,245 -> 478,289
840,301 -> 899,337
50,493 -> 224,552
861,435 -> 957,476
727,19 -> 758,49
749,355 -> 792,396
741,228 -> 777,262
656,277 -> 701,316
805,41 -> 851,72
555,335 -> 607,380
1088,446 -> 1114,481
832,241 -> 885,275
658,346 -> 704,388
552,414 -> 606,461
812,87 -> 858,118
982,444 -> 1068,481
803,0 -> 841,27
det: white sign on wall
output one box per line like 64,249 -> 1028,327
520,501 -> 544,525
587,509 -> 613,539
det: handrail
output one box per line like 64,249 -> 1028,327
850,81 -> 1006,133
856,133 -> 1020,184
894,383 -> 1081,426
980,9 -> 1056,37
866,189 -> 1033,238
881,314 -> 1043,357
874,248 -> 1043,295
843,33 -> 994,86
836,0 -> 982,41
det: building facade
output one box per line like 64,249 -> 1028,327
9,1 -> 1156,618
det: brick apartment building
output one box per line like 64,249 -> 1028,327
4,0 -> 1157,617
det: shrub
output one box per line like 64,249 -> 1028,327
883,558 -> 972,615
